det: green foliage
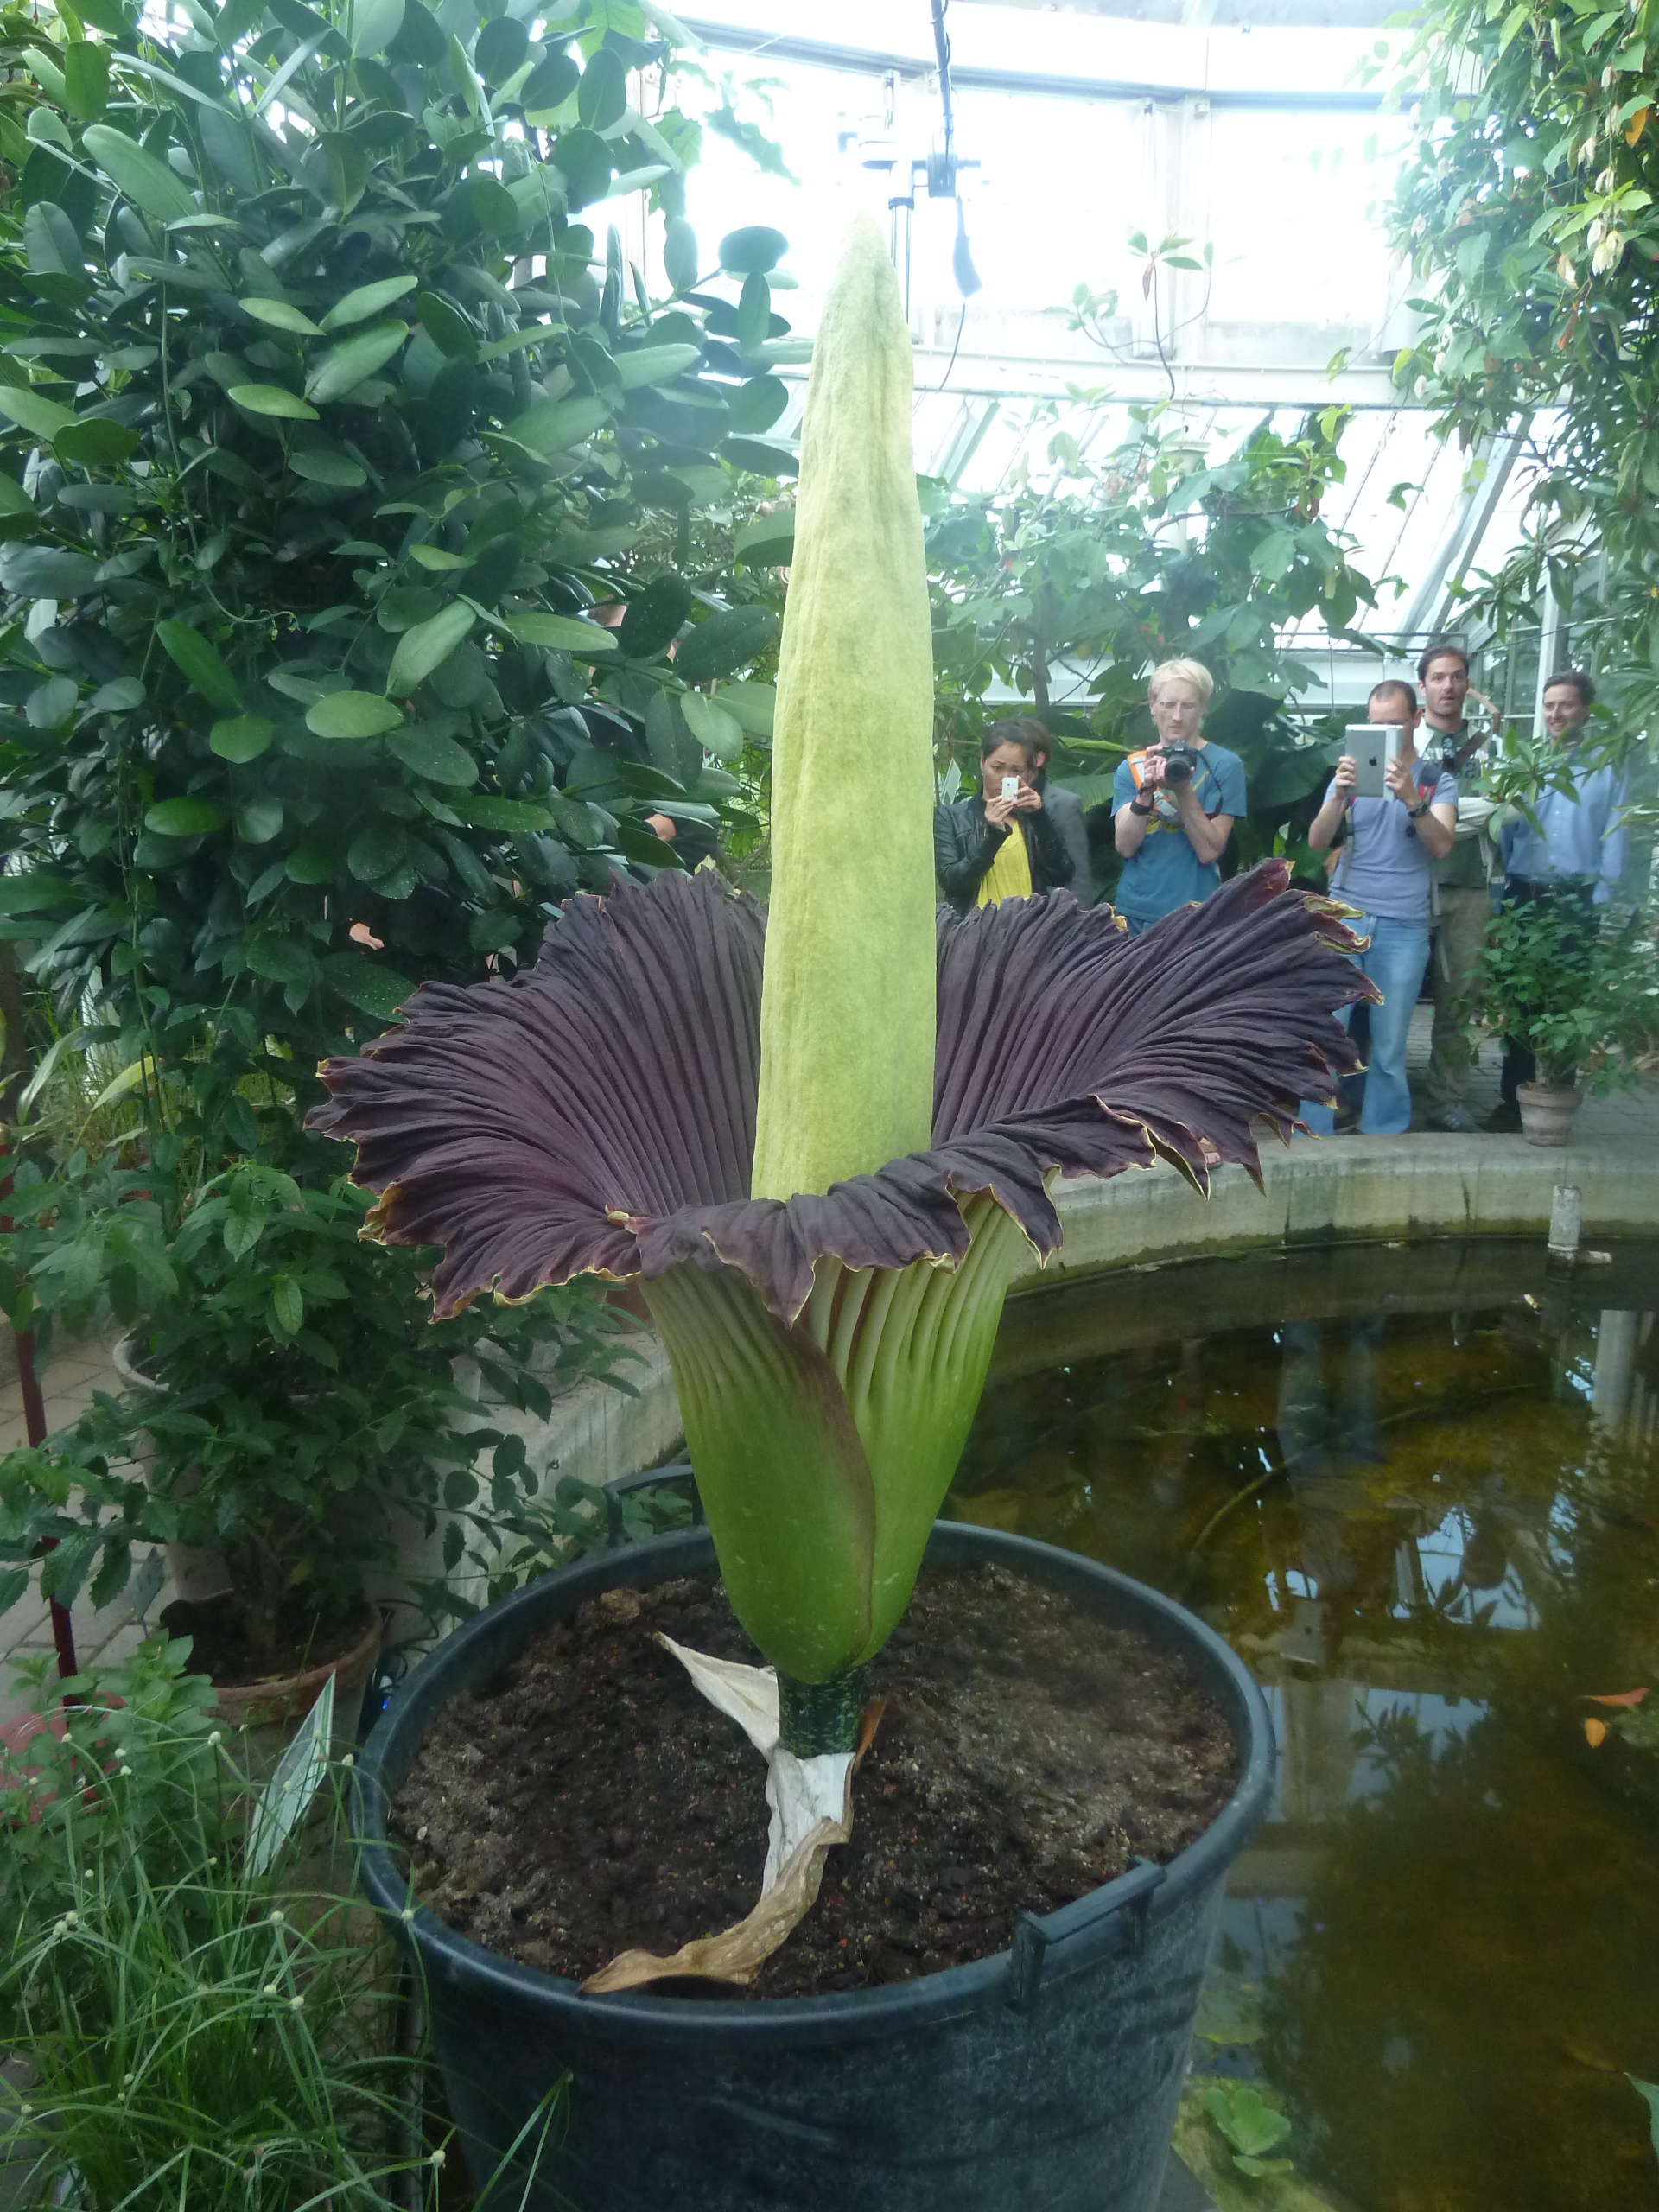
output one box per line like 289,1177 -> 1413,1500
0,1158 -> 645,1655
1475,896 -> 1658,1087
925,404 -> 1372,888
417,1464 -> 693,1623
0,0 -> 785,1099
1630,2075 -> 1659,2164
0,1636 -> 557,2209
1203,2079 -> 1294,2178
1387,0 -> 1659,710
0,1633 -> 226,1926
0,0 -> 802,1649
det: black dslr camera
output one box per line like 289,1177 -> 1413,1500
1160,739 -> 1198,786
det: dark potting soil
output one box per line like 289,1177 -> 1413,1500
158,1592 -> 368,1687
391,1566 -> 1238,1998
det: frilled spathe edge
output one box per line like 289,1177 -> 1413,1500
308,861 -> 1370,1325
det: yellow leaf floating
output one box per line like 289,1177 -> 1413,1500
1584,1717 -> 1607,1748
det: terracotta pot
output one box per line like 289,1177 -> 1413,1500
213,1603 -> 384,1785
1517,1081 -> 1581,1148
111,1331 -> 233,1606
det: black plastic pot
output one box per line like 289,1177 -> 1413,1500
354,1521 -> 1274,2212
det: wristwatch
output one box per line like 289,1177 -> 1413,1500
1130,797 -> 1155,817
1408,794 -> 1431,818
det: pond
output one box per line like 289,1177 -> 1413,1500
950,1236 -> 1659,2212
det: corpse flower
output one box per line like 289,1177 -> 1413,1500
310,213 -> 1365,1986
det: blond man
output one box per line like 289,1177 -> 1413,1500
1111,658 -> 1246,934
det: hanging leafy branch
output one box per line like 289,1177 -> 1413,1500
1385,0 -> 1659,722
925,404 -> 1377,882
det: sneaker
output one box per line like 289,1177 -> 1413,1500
1427,1103 -> 1478,1134
1484,1100 -> 1523,1134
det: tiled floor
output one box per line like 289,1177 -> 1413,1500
1402,1001 -> 1659,1142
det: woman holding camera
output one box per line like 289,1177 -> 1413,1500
934,718 -> 1076,914
1110,659 -> 1246,934
1301,679 -> 1458,1136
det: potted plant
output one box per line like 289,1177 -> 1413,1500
0,0 -> 798,1740
1475,893 -> 1655,1145
0,1147 -> 639,1761
316,218 -> 1369,2211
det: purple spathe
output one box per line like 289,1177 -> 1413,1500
308,862 -> 1372,1325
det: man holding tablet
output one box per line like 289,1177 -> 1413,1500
1301,678 -> 1458,1135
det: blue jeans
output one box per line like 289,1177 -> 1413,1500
1300,912 -> 1430,1137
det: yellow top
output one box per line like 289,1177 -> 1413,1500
976,823 -> 1033,906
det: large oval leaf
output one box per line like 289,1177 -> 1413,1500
505,610 -> 618,656
242,296 -> 322,337
210,715 -> 275,762
385,601 -> 475,696
306,690 -> 404,739
719,226 -> 790,276
673,604 -> 779,684
26,677 -> 77,728
0,386 -> 75,442
350,0 -> 404,55
156,620 -> 241,709
237,796 -> 283,844
320,273 -> 417,331
229,384 -> 319,420
377,585 -> 442,632
734,510 -> 795,567
63,40 -> 111,121
663,215 -> 699,295
551,125 -> 613,212
54,418 -> 139,467
414,290 -> 475,361
288,447 -> 366,487
474,13 -> 528,81
387,724 -> 478,785
712,682 -> 777,737
726,375 -> 789,434
679,690 -> 743,762
304,320 -> 408,404
447,795 -> 556,832
144,797 -> 228,836
521,50 -> 578,112
618,572 -> 691,660
719,436 -> 798,479
0,873 -> 84,912
575,47 -> 626,129
321,950 -> 417,1020
82,124 -> 196,224
507,393 -> 612,457
614,342 -> 703,391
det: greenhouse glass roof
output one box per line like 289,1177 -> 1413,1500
665,0 -> 1546,704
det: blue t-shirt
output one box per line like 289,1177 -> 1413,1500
1111,741 -> 1247,924
1326,760 -> 1457,925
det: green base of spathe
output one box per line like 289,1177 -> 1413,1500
776,1666 -> 868,1758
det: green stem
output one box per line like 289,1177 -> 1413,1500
776,1667 -> 866,1758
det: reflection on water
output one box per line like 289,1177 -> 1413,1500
951,1240 -> 1659,2212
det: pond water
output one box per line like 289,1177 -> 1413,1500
950,1236 -> 1659,2212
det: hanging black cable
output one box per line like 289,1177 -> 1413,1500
928,0 -> 982,298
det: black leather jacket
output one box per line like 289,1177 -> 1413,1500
933,794 -> 1074,915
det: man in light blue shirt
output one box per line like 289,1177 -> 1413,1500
1487,669 -> 1629,1128
1300,679 -> 1458,1135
